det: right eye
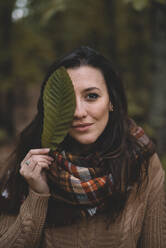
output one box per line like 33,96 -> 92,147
86,93 -> 99,101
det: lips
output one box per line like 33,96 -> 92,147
72,123 -> 92,127
72,123 -> 93,131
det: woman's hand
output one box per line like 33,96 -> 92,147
20,148 -> 54,194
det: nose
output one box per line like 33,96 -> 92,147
74,99 -> 87,119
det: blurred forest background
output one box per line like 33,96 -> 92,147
0,0 -> 166,168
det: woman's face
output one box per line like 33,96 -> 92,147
67,65 -> 112,145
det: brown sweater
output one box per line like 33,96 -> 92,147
0,153 -> 166,248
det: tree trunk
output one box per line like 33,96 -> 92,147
0,0 -> 16,138
149,3 -> 166,155
108,2 -> 150,122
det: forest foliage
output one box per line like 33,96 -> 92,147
0,0 -> 166,167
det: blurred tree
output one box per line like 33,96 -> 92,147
0,0 -> 16,139
122,0 -> 166,155
0,0 -> 56,141
148,3 -> 166,154
0,0 -> 165,160
122,0 -> 166,154
27,0 -> 67,23
28,0 -> 112,57
110,1 -> 151,123
123,0 -> 166,10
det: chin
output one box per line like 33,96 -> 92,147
76,138 -> 97,145
68,134 -> 99,146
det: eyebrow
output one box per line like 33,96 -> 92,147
84,87 -> 100,92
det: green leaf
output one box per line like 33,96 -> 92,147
41,66 -> 76,149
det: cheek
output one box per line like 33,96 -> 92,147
90,103 -> 110,121
100,110 -> 109,128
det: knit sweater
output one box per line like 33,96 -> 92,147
0,153 -> 166,248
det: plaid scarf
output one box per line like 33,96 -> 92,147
46,119 -> 155,218
129,119 -> 155,158
47,150 -> 113,206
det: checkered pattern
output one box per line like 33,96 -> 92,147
47,119 -> 155,207
49,151 -> 113,206
129,118 -> 155,157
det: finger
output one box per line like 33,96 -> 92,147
31,155 -> 54,162
20,159 -> 37,173
34,158 -> 53,167
21,156 -> 53,172
32,162 -> 50,177
30,155 -> 53,165
23,158 -> 51,171
21,155 -> 36,168
20,160 -> 49,178
21,155 -> 53,168
37,161 -> 50,170
22,148 -> 50,163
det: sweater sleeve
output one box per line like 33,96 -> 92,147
138,153 -> 166,248
0,189 -> 50,248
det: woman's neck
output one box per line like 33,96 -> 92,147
62,136 -> 97,156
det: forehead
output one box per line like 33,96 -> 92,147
67,66 -> 108,91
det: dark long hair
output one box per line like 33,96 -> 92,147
0,46 -> 152,225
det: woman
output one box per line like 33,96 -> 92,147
0,46 -> 165,247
